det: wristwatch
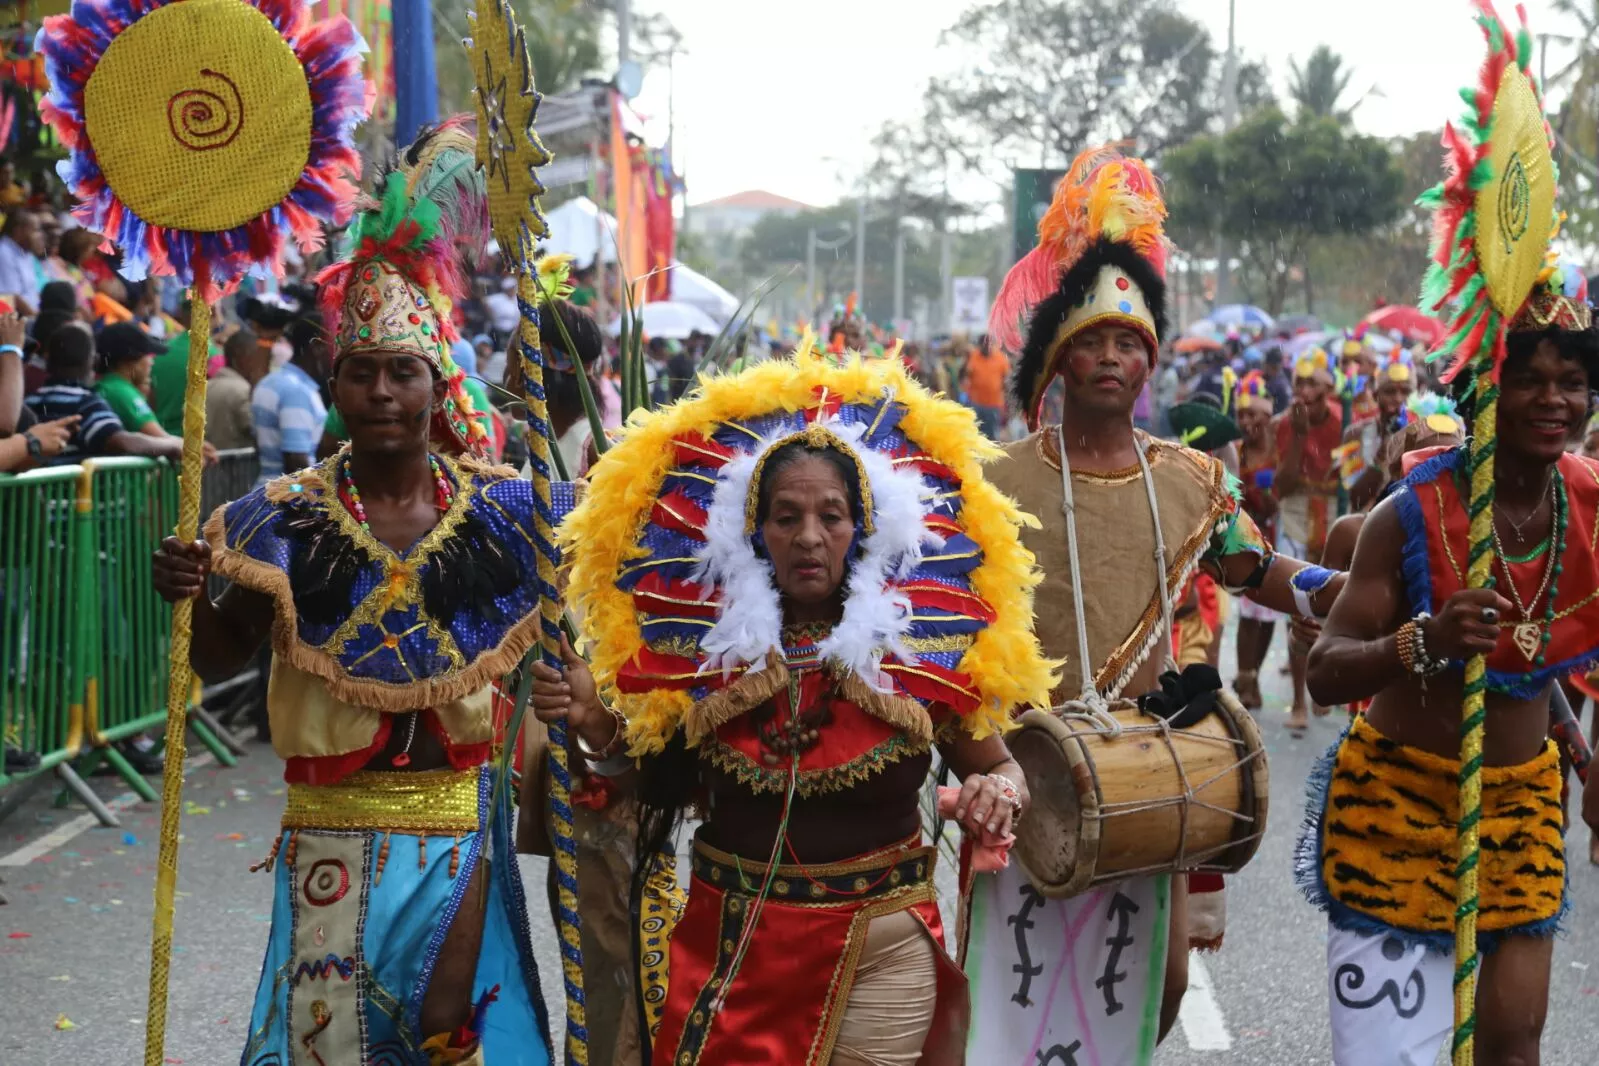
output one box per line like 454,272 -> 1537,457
23,430 -> 41,459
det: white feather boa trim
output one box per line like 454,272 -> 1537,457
692,414 -> 941,689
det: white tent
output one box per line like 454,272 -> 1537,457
605,301 -> 722,340
668,261 -> 739,324
540,199 -> 741,324
540,196 -> 619,267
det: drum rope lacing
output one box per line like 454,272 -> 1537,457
1054,428 -> 1175,736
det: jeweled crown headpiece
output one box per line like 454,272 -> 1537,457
991,145 -> 1171,429
317,118 -> 491,457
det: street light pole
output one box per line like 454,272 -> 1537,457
854,193 -> 866,309
616,0 -> 631,65
1214,0 -> 1237,310
893,220 -> 905,325
806,228 -> 817,325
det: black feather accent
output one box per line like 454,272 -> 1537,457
420,510 -> 520,627
1009,237 -> 1169,416
277,505 -> 369,628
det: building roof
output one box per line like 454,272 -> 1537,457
692,189 -> 811,212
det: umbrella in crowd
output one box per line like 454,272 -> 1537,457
1210,304 -> 1275,331
1276,312 -> 1323,335
1362,305 -> 1444,346
1173,335 -> 1224,354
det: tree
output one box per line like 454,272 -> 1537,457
924,0 -> 1273,181
1546,2 -> 1599,249
1303,130 -> 1442,321
1164,107 -> 1405,315
432,0 -> 606,116
1288,45 -> 1357,122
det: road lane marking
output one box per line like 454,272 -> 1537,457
1179,951 -> 1234,1051
0,753 -> 216,867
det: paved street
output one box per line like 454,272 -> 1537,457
2,632 -> 1597,1064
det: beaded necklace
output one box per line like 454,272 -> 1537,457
1489,467 -> 1567,670
338,453 -> 455,531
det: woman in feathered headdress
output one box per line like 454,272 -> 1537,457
152,120 -> 556,1066
530,342 -> 1055,1064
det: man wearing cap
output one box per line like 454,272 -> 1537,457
1273,348 -> 1343,733
970,145 -> 1346,1064
94,321 -> 219,465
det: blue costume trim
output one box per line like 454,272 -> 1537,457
1389,446 -> 1599,697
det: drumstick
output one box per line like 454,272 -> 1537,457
1549,681 -> 1591,785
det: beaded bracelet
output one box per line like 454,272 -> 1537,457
1396,613 -> 1449,676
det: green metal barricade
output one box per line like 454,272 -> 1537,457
0,453 -> 263,823
83,457 -> 178,747
0,465 -> 88,788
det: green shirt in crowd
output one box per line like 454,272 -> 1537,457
94,373 -> 156,432
150,331 -> 221,435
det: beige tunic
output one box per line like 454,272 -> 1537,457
987,427 -> 1233,704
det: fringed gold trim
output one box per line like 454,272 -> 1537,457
832,669 -> 933,745
202,503 -> 541,713
697,732 -> 930,797
683,651 -> 789,745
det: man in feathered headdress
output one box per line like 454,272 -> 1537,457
1342,350 -> 1417,511
963,145 -> 1348,1063
1303,4 -> 1599,1060
1273,345 -> 1343,732
151,121 -> 555,1066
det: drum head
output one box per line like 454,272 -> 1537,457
1008,709 -> 1100,898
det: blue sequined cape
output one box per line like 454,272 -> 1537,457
202,451 -> 568,710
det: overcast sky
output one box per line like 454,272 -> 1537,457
626,0 -> 1581,208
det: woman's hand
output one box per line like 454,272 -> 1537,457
529,635 -> 617,753
952,763 -> 1028,839
152,537 -> 211,604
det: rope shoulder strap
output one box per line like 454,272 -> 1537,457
1055,429 -> 1175,733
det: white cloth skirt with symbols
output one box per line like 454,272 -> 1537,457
962,862 -> 1170,1066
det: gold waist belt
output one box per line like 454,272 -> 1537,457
282,768 -> 482,834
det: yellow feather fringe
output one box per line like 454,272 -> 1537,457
559,340 -> 1059,754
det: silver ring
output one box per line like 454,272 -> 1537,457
1481,607 -> 1499,626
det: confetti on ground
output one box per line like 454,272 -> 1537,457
1573,961 -> 1590,971
54,1014 -> 75,1031
7,932 -> 31,939
49,974 -> 70,982
63,897 -> 79,904
122,833 -> 139,845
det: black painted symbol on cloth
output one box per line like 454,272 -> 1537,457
1333,937 -> 1425,1018
1009,883 -> 1046,1006
1036,1041 -> 1083,1065
1097,891 -> 1139,1016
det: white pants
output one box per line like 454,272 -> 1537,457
1327,922 -> 1452,1066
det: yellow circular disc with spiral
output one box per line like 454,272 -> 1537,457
83,0 -> 311,233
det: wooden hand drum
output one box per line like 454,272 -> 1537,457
1009,691 -> 1269,899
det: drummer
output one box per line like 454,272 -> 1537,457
964,145 -> 1347,1064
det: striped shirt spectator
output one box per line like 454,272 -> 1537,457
22,379 -> 122,465
251,359 -> 325,484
